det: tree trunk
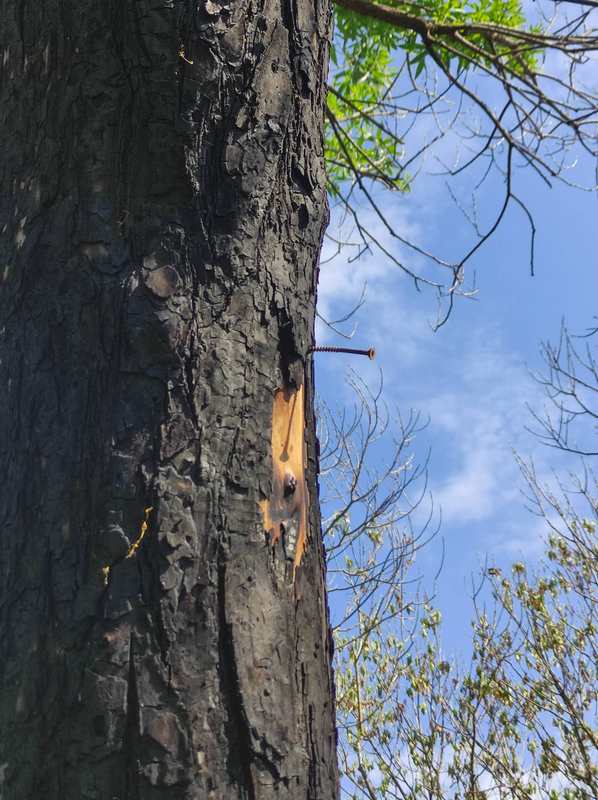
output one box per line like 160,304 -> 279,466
0,2 -> 338,798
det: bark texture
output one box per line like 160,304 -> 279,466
0,2 -> 338,797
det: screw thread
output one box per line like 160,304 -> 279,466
309,345 -> 376,360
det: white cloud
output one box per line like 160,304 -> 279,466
495,515 -> 552,558
316,195 -> 579,567
318,215 -> 544,538
425,337 -> 538,528
318,200 -> 426,336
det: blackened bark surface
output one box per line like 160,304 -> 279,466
0,2 -> 338,798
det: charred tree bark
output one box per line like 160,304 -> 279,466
0,2 -> 338,798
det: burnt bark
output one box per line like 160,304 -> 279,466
0,2 -> 338,797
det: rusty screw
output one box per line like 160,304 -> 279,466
309,345 -> 376,360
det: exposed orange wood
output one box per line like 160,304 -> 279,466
260,381 -> 309,572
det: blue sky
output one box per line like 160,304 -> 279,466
316,153 -> 598,653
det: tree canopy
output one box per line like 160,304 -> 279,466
320,5 -> 598,797
324,1 -> 598,322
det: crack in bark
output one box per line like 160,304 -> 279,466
253,749 -> 289,790
217,554 -> 257,800
124,633 -> 141,800
307,702 -> 318,799
276,309 -> 301,389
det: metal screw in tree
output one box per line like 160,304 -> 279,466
309,345 -> 376,360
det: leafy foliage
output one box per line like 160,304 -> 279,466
326,0 -> 537,194
330,324 -> 598,799
325,2 -> 598,794
327,10 -> 408,191
334,486 -> 598,799
323,2 -> 598,313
